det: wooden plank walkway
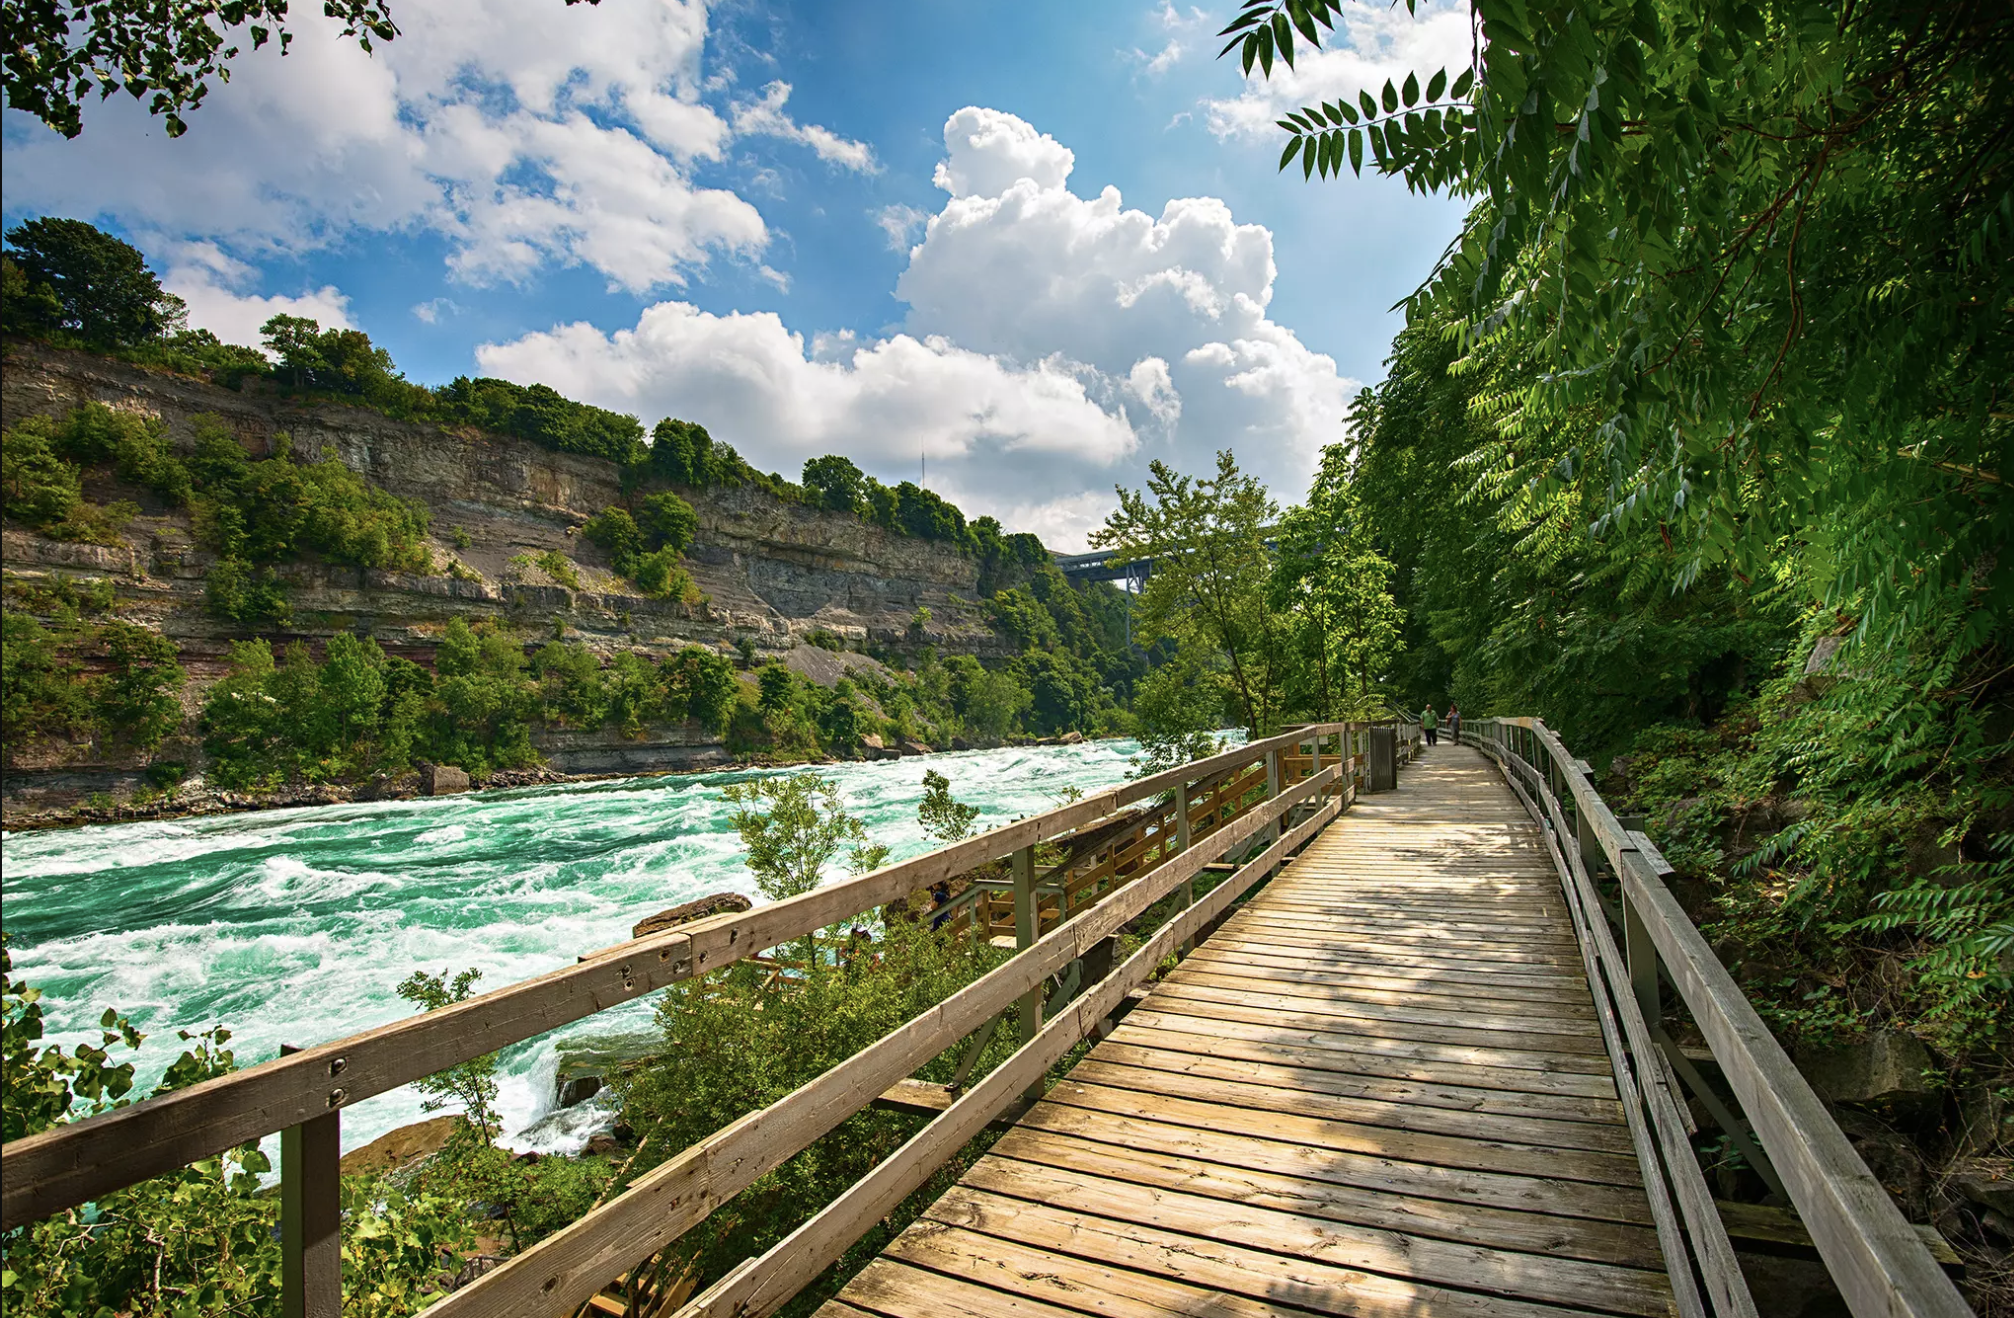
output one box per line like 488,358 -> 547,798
818,744 -> 1677,1318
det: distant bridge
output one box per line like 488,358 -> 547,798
1052,548 -> 1148,584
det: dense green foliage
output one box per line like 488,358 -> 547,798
618,916 -> 1011,1311
1,605 -> 184,756
3,0 -> 397,138
2,402 -> 435,629
581,491 -> 700,599
199,622 -> 742,786
1229,0 -> 2011,1089
2,219 -> 179,347
1,938 -> 477,1314
1091,449 -> 1403,768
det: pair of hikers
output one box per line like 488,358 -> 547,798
1421,703 -> 1461,746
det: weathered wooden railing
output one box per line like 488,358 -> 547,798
0,721 -> 1409,1317
1468,717 -> 1970,1318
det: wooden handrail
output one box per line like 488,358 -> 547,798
679,798 -> 1343,1318
432,764 -> 1341,1315
0,725 -> 1358,1231
1469,718 -> 1970,1318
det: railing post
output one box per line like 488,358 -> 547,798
1622,876 -> 1663,1034
280,1043 -> 341,1318
1264,746 -> 1283,846
1174,778 -> 1196,955
1012,844 -> 1041,1052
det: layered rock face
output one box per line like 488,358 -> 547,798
0,343 -> 1008,811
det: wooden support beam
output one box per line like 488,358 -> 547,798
279,1044 -> 340,1318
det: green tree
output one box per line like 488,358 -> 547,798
720,773 -> 878,966
394,966 -> 527,1249
649,417 -> 715,486
533,640 -> 607,727
261,315 -> 404,399
1128,642 -> 1223,776
1,418 -> 84,527
96,620 -> 183,749
818,677 -> 866,754
757,662 -> 795,715
802,455 -> 867,513
1093,451 -> 1288,736
4,0 -> 398,137
429,619 -> 537,773
946,655 -> 1030,743
663,646 -> 738,734
917,769 -> 980,843
583,506 -> 644,573
1,611 -> 95,748
1270,445 -> 1404,720
2,218 -> 175,346
1236,0 -> 2009,666
637,490 -> 697,555
314,631 -> 387,752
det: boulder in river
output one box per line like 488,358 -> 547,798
633,890 -> 753,939
556,1073 -> 603,1109
339,1114 -> 459,1176
420,763 -> 470,796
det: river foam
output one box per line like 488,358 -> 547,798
2,739 -> 1164,1156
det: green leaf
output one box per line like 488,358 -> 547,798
1451,67 -> 1474,98
1382,79 -> 1399,113
1271,12 -> 1295,69
1403,71 -> 1419,106
1359,88 -> 1379,121
1348,127 -> 1363,173
1427,67 -> 1448,101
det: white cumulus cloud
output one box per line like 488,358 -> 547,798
731,82 -> 878,173
933,108 -> 1076,199
478,107 -> 1354,549
161,243 -> 353,348
0,0 -> 835,293
476,303 -> 1139,479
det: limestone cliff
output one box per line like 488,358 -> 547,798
0,342 -> 1012,810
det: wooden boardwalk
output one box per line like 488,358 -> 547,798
819,744 -> 1678,1318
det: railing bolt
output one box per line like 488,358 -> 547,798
326,1088 -> 347,1107
328,1058 -> 346,1076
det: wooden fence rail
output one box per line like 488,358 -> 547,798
1,719 -> 1405,1317
1468,717 -> 1970,1318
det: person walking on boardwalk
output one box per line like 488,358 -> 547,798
1422,704 -> 1438,746
1448,703 -> 1462,746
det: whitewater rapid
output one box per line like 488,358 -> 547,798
1,740 -> 1156,1156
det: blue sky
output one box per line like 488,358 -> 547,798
3,0 -> 1471,548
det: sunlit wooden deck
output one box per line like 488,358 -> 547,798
819,744 -> 1678,1318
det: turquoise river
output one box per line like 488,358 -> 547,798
1,739 -> 1168,1156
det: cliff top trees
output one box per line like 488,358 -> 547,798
803,455 -> 867,513
2,219 -> 178,347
